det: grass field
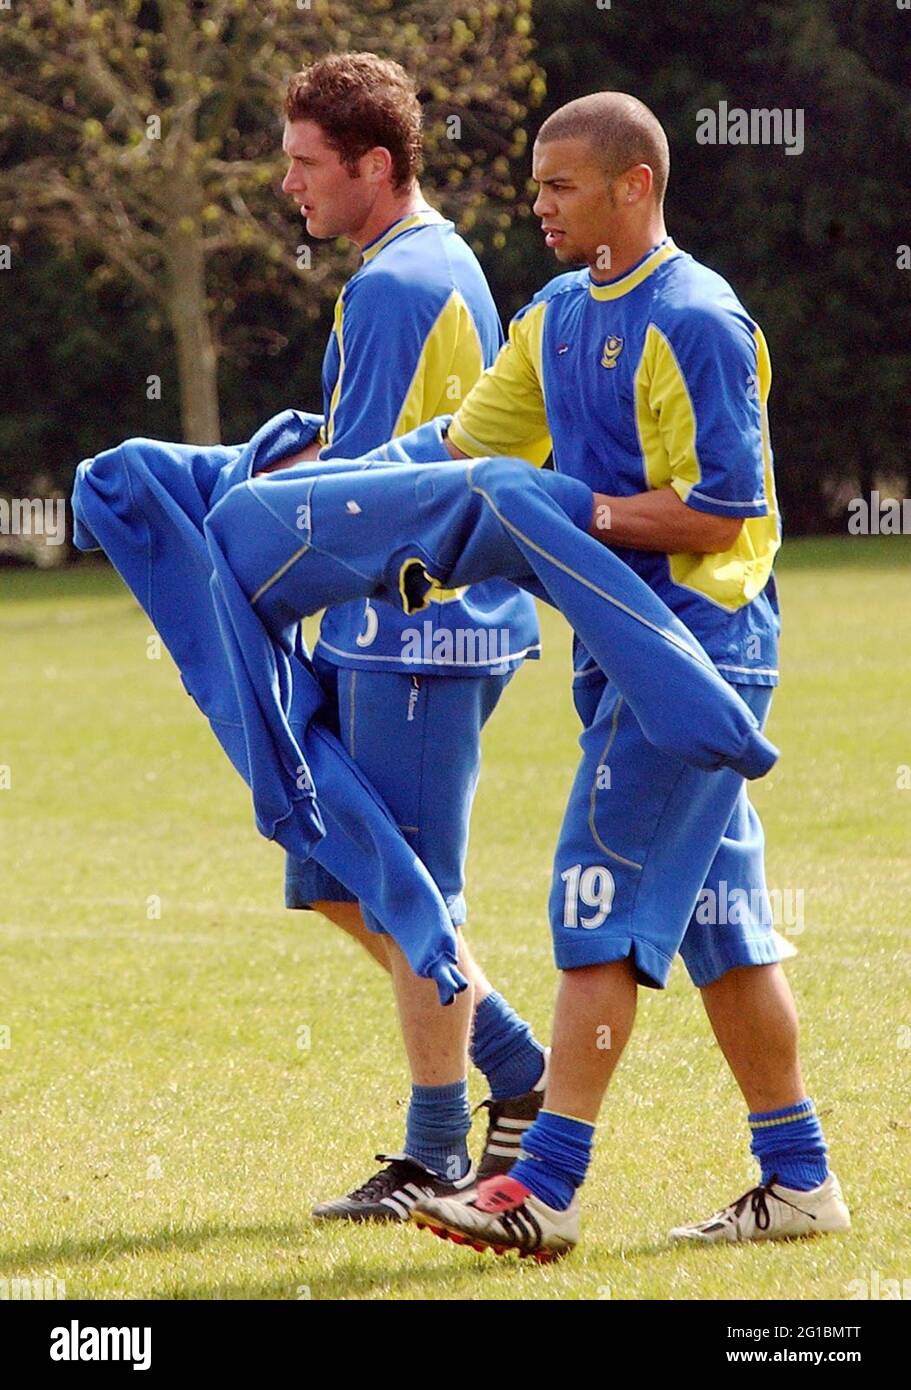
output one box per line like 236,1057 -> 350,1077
1,537 -> 909,1301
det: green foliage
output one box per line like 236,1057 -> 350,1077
0,0 -> 542,441
0,236 -> 180,493
1,1 -> 906,528
528,0 -> 911,533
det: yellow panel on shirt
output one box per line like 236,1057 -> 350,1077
635,322 -> 780,611
448,300 -> 552,466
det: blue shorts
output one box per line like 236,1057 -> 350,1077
286,654 -> 511,929
551,672 -> 782,987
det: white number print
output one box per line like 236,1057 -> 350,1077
355,601 -> 378,648
561,863 -> 615,928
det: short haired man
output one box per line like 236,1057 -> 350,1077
413,92 -> 849,1257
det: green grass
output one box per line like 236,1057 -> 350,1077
1,539 -> 909,1300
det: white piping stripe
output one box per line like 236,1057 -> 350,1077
588,694 -> 644,872
716,663 -> 779,677
316,638 -> 541,668
687,487 -> 767,510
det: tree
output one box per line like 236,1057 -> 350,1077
529,0 -> 910,532
0,0 -> 542,442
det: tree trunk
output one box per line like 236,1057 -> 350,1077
856,448 -> 875,506
165,221 -> 221,444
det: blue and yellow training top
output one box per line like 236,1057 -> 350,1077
314,208 -> 540,676
448,238 -> 781,686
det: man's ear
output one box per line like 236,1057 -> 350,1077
363,145 -> 394,185
622,163 -> 654,205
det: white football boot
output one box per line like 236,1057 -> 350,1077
412,1174 -> 579,1262
669,1172 -> 851,1243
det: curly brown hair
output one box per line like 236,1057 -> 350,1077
285,53 -> 423,192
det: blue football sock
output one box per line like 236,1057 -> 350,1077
509,1110 -> 594,1211
470,990 -> 546,1100
749,1097 -> 829,1191
404,1080 -> 471,1180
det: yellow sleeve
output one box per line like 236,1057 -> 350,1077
392,290 -> 486,437
448,300 -> 552,466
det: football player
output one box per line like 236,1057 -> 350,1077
269,54 -> 549,1220
412,91 -> 849,1257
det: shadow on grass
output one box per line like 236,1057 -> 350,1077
0,1220 -> 301,1275
158,1250 -> 560,1301
2,1217 -> 686,1298
2,1220 -> 560,1300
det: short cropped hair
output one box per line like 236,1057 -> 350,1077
537,93 -> 670,204
285,53 -> 423,191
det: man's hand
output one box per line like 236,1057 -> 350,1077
590,486 -> 743,554
444,432 -> 468,460
256,437 -> 323,475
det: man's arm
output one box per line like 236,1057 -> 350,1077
590,486 -> 743,553
257,437 -> 323,474
257,268 -> 441,476
590,309 -> 771,556
448,413 -> 740,551
320,271 -> 448,459
445,300 -> 552,466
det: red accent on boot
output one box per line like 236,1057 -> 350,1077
474,1175 -> 533,1213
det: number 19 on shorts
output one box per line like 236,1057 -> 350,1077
561,863 -> 615,928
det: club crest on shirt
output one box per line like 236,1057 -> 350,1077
600,335 -> 624,369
